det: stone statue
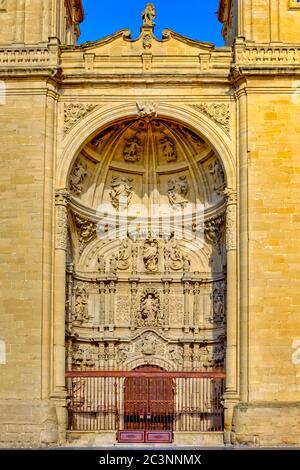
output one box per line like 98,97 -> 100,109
142,3 -> 156,27
167,176 -> 189,207
116,240 -> 131,270
143,239 -> 159,272
109,175 -> 133,208
74,285 -> 89,322
209,159 -> 225,192
140,293 -> 159,321
141,334 -> 157,355
123,137 -> 141,162
70,160 -> 87,195
161,136 -> 177,162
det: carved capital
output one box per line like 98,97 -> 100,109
55,188 -> 70,207
224,187 -> 237,205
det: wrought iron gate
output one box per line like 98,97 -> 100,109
66,369 -> 225,437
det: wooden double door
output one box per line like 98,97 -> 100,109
124,366 -> 175,431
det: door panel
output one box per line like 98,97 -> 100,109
124,366 -> 174,431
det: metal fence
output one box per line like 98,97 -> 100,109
66,370 -> 225,433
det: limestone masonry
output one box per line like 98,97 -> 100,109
0,0 -> 300,447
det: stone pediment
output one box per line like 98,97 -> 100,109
61,26 -> 232,75
78,27 -> 214,57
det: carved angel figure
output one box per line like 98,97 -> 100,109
142,3 -> 156,27
161,137 -> 177,162
136,102 -> 158,119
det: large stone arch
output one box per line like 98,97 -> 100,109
57,102 -> 236,190
53,102 -> 238,441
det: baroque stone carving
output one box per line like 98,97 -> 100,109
160,136 -> 177,162
109,175 -> 133,208
75,215 -> 96,244
55,204 -> 68,250
167,176 -> 189,208
143,239 -> 159,272
136,288 -> 162,327
73,283 -> 89,323
64,103 -> 97,134
236,46 -> 300,65
210,283 -> 226,327
136,102 -> 158,120
168,345 -> 183,368
208,159 -> 225,193
117,344 -> 130,365
70,159 -> 87,195
191,103 -> 230,133
123,135 -> 141,163
136,333 -> 164,356
142,3 -> 156,27
224,188 -> 237,251
109,240 -> 131,274
72,344 -> 95,370
143,34 -> 152,49
204,214 -> 225,244
204,340 -> 226,369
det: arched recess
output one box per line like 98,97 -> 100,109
53,103 -> 237,439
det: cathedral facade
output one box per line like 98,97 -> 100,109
0,0 -> 300,447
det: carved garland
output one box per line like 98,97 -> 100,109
190,103 -> 230,134
64,103 -> 98,134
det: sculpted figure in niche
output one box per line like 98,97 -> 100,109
141,334 -> 157,355
74,286 -> 89,323
70,160 -> 87,195
140,294 -> 159,322
116,240 -> 131,270
110,175 -> 133,208
143,239 -> 159,272
208,159 -> 225,192
161,136 -> 177,162
142,3 -> 156,27
123,137 -> 141,163
167,176 -> 189,208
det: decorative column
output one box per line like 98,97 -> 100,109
223,186 -> 238,442
162,279 -> 171,329
129,279 -> 139,329
183,280 -> 193,332
52,189 -> 69,440
99,281 -> 106,328
108,280 -> 116,329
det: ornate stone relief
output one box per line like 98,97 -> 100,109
209,282 -> 226,327
73,282 -> 89,323
136,102 -> 158,120
208,159 -> 225,194
55,190 -> 69,251
224,188 -> 237,251
142,3 -> 156,27
160,135 -> 177,162
168,345 -> 183,368
123,135 -> 141,162
70,159 -> 87,195
72,344 -> 95,370
135,332 -> 164,357
165,239 -> 190,272
204,339 -> 226,369
64,103 -> 97,134
109,240 -> 131,273
143,239 -> 159,272
74,215 -> 96,252
204,214 -> 225,245
190,103 -> 230,134
136,288 -> 162,327
167,176 -> 190,208
143,34 -> 152,49
109,175 -> 133,208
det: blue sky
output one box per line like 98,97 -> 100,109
79,0 -> 223,46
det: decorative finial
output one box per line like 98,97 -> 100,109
142,3 -> 156,27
